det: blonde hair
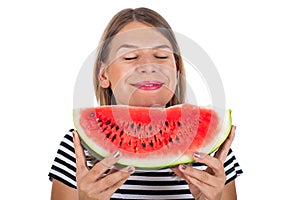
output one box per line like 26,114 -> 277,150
93,7 -> 186,106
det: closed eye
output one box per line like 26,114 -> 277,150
124,56 -> 138,60
155,55 -> 168,59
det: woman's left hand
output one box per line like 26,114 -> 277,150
172,125 -> 236,200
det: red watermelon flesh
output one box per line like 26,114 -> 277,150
73,104 -> 232,169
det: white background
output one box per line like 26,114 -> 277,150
1,0 -> 299,199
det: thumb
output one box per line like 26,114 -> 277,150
215,125 -> 236,163
72,130 -> 89,176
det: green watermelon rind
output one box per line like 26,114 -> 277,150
73,107 -> 232,169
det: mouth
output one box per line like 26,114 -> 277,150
131,81 -> 164,90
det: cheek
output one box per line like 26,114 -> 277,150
107,65 -> 127,89
163,64 -> 178,88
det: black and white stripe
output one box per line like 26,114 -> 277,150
48,131 -> 243,199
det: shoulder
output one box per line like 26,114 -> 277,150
48,130 -> 95,189
48,131 -> 77,188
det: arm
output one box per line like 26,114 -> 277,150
221,180 -> 237,200
51,179 -> 78,200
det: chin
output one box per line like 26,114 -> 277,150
126,87 -> 175,107
129,94 -> 172,107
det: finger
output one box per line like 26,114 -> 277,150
96,166 -> 135,197
215,125 -> 236,163
72,130 -> 89,176
192,152 -> 225,177
171,167 -> 184,177
172,167 -> 193,183
85,151 -> 122,182
184,174 -> 216,199
106,168 -> 118,175
178,164 -> 216,187
103,176 -> 128,196
82,166 -> 135,198
119,165 -> 135,174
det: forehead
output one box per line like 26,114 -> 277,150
110,22 -> 172,51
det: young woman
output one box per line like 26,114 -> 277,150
49,7 -> 243,200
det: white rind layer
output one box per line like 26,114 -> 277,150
200,109 -> 232,154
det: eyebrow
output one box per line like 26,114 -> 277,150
116,44 -> 172,52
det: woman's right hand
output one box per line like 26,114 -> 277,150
73,130 -> 135,200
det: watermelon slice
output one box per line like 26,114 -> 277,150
73,104 -> 232,169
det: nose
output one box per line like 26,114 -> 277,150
137,63 -> 158,74
136,54 -> 158,74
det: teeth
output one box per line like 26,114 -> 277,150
144,84 -> 154,87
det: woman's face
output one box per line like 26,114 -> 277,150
100,22 -> 178,107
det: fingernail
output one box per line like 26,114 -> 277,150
127,166 -> 135,174
194,152 -> 205,159
180,164 -> 187,170
113,151 -> 120,158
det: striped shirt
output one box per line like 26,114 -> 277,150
48,131 -> 243,199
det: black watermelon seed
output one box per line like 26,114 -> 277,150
119,130 -> 124,137
177,121 -> 181,127
137,124 -> 141,131
141,142 -> 146,148
148,125 -> 152,131
159,130 -> 162,135
169,138 -> 173,143
149,141 -> 154,147
106,133 -> 111,139
105,120 -> 111,125
175,136 -> 180,142
110,124 -> 114,129
116,126 -> 119,131
130,123 -> 135,129
111,134 -> 117,142
165,121 -> 169,126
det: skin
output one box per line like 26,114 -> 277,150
99,22 -> 177,107
51,22 -> 238,200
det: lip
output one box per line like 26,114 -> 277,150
131,81 -> 164,90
